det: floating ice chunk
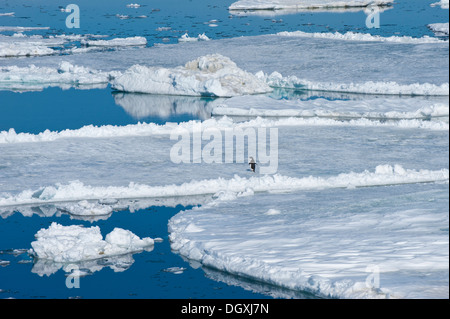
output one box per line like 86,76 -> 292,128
126,3 -> 141,8
276,30 -> 446,43
229,0 -> 394,11
169,184 -> 449,298
1,166 -> 448,208
0,43 -> 55,58
0,62 -> 117,90
0,113 -> 448,146
111,54 -> 273,97
0,12 -> 14,16
213,95 -> 450,120
105,228 -> 154,252
258,71 -> 449,96
178,33 -> 210,42
431,0 -> 449,9
0,26 -> 50,32
428,23 -> 449,36
163,267 -> 186,274
80,36 -> 147,47
30,222 -> 155,262
115,14 -> 130,19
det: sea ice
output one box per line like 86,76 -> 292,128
30,222 -> 155,262
213,95 -> 450,120
428,23 -> 449,36
1,113 -> 448,146
80,36 -> 147,47
229,0 -> 394,11
0,34 -> 63,57
169,183 -> 449,298
431,0 -> 449,9
1,31 -> 447,95
0,61 -> 117,91
178,33 -> 210,42
110,54 -> 273,97
1,165 -> 447,208
276,30 -> 446,43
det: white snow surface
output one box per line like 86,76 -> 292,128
213,95 -> 450,120
431,0 -> 449,9
57,200 -> 113,216
1,115 -> 448,146
110,54 -> 273,97
1,165 -> 447,208
169,182 -> 449,299
30,222 -> 154,262
229,0 -> 394,10
80,36 -> 147,47
276,30 -> 446,43
0,34 -> 61,57
428,23 -> 450,36
178,33 -> 210,42
259,71 -> 449,96
0,61 -> 116,91
1,31 -> 448,95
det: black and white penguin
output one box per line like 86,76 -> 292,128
249,157 -> 256,173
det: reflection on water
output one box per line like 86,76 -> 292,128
31,248 -> 153,278
0,202 -> 296,299
112,92 -> 222,121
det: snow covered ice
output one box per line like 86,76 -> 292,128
110,54 -> 273,97
0,0 -> 449,299
30,222 -> 155,263
229,0 -> 394,11
212,95 -> 450,120
428,23 -> 450,36
169,182 -> 449,299
80,36 -> 147,47
1,31 -> 447,95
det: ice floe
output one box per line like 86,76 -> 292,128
80,36 -> 147,47
431,0 -> 449,9
30,222 -> 155,262
0,61 -> 118,91
110,54 -> 273,97
178,33 -> 210,42
0,165 -> 447,208
212,95 -> 450,120
1,113 -> 448,146
276,30 -> 447,43
229,0 -> 394,11
0,26 -> 49,32
428,23 -> 449,36
1,31 -> 447,95
169,182 -> 449,298
258,71 -> 449,96
0,33 -> 63,57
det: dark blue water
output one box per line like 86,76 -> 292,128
0,0 -> 447,42
0,205 -> 279,299
0,87 -> 208,134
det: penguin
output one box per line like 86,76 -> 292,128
249,157 -> 256,173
